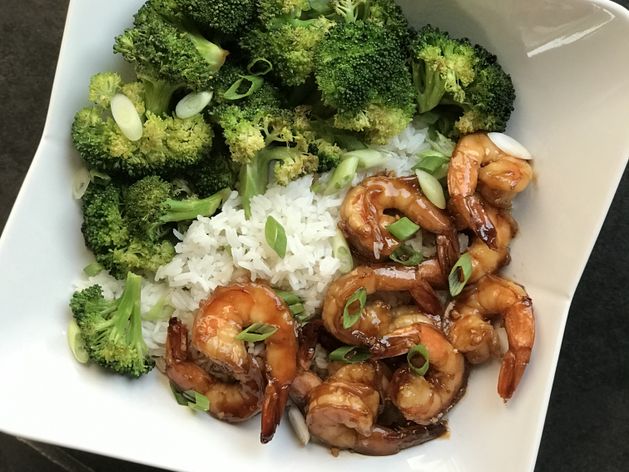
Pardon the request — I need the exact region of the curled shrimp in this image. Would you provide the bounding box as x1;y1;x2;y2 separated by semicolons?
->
466;203;518;282
448;133;533;248
388;323;466;424
165;318;264;422
340;175;459;272
446;274;535;400
322;262;447;356
191;282;298;443
306;363;446;455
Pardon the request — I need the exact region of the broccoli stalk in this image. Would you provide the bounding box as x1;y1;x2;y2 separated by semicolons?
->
70;273;153;378
125;175;231;238
140;73;183;117
159;188;231;222
239;146;318;218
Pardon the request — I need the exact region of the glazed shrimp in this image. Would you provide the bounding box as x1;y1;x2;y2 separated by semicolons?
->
388;323;466;424
448;133;532;248
165;318;264;422
466;203;518;282
306;363;446;455
322;262;446;356
340;175;459;272
192;283;298;443
446;274;535;400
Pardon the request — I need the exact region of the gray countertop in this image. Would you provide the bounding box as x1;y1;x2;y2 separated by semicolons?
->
1;1;627;471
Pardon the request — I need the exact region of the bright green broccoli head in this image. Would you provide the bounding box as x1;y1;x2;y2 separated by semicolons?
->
81;180;129;257
187;143;239;197
113;1;228;91
453;45;516;135
80;178;176;278
410;25;476;113
241;16;334;87
208;67;294;163
108;238;176;277
70;273;154;378
176;0;256;35
88;72;123;108
258;0;311;24
409;26;516;137
72;73;213;178
314;21;415;143
125;175;231;236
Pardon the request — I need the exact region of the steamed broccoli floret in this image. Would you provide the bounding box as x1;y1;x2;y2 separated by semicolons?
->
258;0;312;24
241;4;335;87
114;0;229;91
81;178;129;256
409;25;516;137
239;146;318;217
409;25;476;113
124;176;231;238
311;139;343;172
70;273;153;378
208;65;293;163
81;179;175;278
314;20;416;143
176;0;256;35
72;72;213;178
187;143;239;197
332;0;408;38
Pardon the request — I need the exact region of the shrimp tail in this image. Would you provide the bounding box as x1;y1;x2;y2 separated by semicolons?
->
260;383;291;443
436;226;460;274
453;195;498;249
409;279;443;316
353;424;448;456
498;346;532;401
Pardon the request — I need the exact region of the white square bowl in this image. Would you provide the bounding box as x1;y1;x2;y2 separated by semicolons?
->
0;1;628;471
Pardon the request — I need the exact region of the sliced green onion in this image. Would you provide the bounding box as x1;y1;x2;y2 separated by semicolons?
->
274;289;302;306
83;261;104;277
265;215;287;258
322;155;359;195
223;75;264;100
416;169;446;210
247;57;273;76
89;169;111;182
67;319;89;364
342;287;367;329
294;311;313;323
448;252;473;297
289;303;305;316
407;343;430;376
387;217;420;241
343;149;386;169
390;245;423;266
414;150;450;179
110;93;143;141
72;167;91;199
171;385;210;412
175;91;213;119
329;345;371;364
142;296;175;322
236;322;278;342
332;229;354;273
